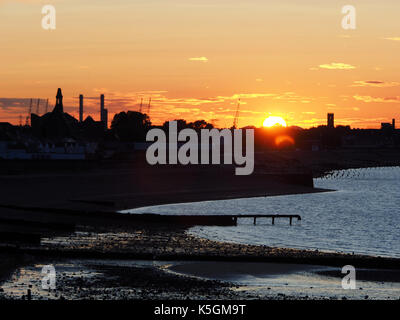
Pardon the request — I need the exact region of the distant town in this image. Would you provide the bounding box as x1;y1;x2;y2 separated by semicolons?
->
0;88;399;162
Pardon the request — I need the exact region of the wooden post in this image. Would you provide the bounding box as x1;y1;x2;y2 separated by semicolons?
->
254;217;256;225
272;217;275;225
290;217;292;225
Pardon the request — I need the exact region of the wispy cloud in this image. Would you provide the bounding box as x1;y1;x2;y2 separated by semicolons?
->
338;35;352;39
351;80;400;87
301;111;316;115
383;37;400;42
327;105;360;111
0;98;33;110
319;63;356;70
353;95;400;103
188;57;208;62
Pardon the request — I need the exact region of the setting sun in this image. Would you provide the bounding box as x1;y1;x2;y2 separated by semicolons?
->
263;116;287;128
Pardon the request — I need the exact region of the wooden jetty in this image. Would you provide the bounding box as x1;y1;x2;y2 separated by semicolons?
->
122;213;301;226
0;204;300;227
232;214;301;226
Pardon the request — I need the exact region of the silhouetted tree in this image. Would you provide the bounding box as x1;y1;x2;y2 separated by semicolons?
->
188;120;214;130
162;119;189;131
111;111;151;142
162;119;214;131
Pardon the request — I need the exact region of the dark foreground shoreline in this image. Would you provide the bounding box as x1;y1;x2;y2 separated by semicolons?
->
1;158;400;299
1;219;399;300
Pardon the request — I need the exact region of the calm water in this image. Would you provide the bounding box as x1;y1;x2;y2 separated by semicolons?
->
123;167;400;258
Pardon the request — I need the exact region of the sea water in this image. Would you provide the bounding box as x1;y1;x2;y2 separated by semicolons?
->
124;167;400;258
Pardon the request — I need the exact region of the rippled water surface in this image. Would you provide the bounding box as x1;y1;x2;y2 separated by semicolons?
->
125;167;400;258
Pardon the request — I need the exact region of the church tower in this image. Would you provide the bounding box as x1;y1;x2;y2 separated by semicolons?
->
53;88;64;113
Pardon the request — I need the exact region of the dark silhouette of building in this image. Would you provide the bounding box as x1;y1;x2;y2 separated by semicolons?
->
380;119;396;132
31;88;105;140
381;122;392;130
327;113;334;128
79;94;83;122
100;94;108;130
31;88;78;138
53;88;64;113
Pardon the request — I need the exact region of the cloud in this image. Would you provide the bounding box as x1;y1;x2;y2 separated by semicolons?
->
0;98;51;123
326;105;360;111
353;95;400;103
0;89;317;127
318;63;356;70
0;98;34;110
351;80;400;87
188;57;208;62
86;89;315;127
383;37;400;42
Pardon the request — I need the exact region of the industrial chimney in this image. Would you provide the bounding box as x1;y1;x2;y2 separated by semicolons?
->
79;94;83;122
100;94;108;129
327;113;334;129
100;94;104;115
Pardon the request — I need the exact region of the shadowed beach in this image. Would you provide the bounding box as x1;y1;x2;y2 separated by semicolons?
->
0;160;399;300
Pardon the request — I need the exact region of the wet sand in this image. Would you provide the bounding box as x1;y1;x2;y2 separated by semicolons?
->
169;261;321;280
0;259;242;300
168;260;400;286
1;258;399;300
1;219;400;300
167;260;400;300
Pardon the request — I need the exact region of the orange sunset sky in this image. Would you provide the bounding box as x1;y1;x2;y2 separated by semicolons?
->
1;0;400;128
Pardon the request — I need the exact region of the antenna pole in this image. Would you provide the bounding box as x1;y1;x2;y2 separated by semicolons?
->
139;98;143;113
25;98;33;126
36;98;40;115
233;98;240;129
147;97;151;115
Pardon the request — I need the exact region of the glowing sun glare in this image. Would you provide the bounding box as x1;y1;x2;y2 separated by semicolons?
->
263;116;287;127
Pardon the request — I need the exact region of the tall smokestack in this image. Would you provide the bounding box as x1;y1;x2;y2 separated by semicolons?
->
100;94;104;115
393;119;396;130
100;94;107;129
79;94;83;122
327;113;334;129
